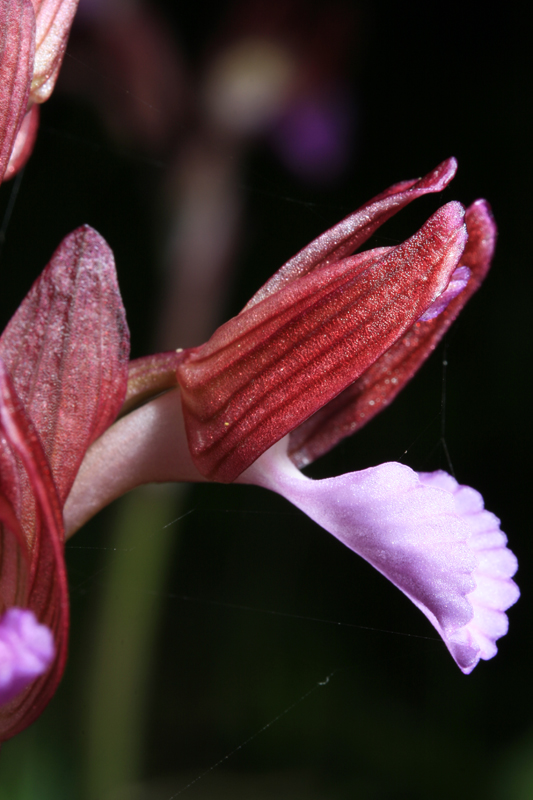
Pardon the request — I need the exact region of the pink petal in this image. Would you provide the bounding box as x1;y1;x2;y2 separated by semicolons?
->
241;444;518;674
0;361;68;740
177;202;466;482
0;0;35;183
418;471;519;672
3;103;39;181
0;225;130;505
30;0;79;103
0;608;54;707
245;157;457;308
289;200;497;466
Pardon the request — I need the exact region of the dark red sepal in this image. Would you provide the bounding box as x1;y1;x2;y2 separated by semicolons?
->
30;0;80;102
0;360;68;741
178;202;467;482
0;0;35;183
245;157;457;309
3;103;39;181
0;490;29;612
289;200;496;466
0;225;130;505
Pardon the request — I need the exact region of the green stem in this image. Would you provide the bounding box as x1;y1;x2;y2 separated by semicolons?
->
83;483;186;800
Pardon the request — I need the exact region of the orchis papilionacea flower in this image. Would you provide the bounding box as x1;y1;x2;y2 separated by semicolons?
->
0;0;80;183
0;226;128;740
64;158;519;675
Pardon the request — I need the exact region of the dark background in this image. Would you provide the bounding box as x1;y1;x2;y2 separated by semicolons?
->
0;2;531;798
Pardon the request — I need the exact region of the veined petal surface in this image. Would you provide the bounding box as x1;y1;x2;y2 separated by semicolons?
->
30;0;79;102
0;225;130;505
178;202;466;482
0;0;35;183
0;362;68;740
289;200;497;466
245;157;457;307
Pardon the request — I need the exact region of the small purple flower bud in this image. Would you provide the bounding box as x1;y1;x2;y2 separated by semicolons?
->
0;608;55;707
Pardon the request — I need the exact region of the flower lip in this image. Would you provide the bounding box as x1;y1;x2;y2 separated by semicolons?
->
240;441;519;674
417;471;519;673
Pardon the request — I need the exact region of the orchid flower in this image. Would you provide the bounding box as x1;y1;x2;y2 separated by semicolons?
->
0;0;80;183
0;226;129;739
64;158;519;675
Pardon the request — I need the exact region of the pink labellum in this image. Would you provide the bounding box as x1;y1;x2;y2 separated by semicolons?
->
177;200;467;482
289;200;496;466
3;103;39;181
30;0;80;103
0;0;35;183
240;441;519;674
0;225;130;506
417;470;519;671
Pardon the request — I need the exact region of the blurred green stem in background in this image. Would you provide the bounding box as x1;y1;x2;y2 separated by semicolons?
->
82;482;186;800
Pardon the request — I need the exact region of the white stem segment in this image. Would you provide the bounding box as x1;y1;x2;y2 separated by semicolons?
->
63;388;206;538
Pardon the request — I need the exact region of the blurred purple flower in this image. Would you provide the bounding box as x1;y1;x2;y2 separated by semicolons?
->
271;87;355;182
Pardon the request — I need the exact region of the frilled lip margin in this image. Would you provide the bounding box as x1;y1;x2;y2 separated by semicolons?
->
240;442;519;675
